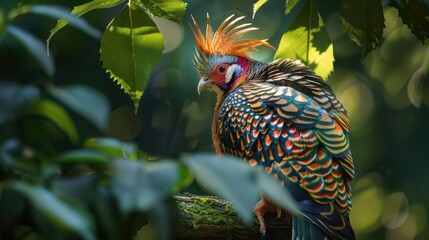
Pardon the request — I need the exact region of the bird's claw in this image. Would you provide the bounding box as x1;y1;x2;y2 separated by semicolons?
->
254;196;283;239
276;206;282;219
260;229;266;240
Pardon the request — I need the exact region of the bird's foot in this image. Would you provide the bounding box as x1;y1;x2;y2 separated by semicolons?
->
254;196;283;237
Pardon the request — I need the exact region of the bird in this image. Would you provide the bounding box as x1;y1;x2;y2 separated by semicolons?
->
191;13;356;240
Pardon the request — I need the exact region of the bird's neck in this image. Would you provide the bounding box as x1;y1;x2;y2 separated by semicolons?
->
212;93;227;155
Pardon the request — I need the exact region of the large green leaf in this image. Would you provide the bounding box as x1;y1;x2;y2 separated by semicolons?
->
111;159;180;213
100;3;164;112
47;0;125;49
339;0;385;58
184;154;298;223
27;99;79;144
252;0;269;19
7;25;54;78
48;85;110;131
8;182;95;240
275;0;334;79
389;0;429;46
135;0;187;24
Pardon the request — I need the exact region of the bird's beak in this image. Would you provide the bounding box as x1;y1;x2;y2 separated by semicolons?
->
197;78;212;95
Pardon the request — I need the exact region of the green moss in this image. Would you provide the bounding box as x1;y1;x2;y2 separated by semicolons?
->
178;196;246;231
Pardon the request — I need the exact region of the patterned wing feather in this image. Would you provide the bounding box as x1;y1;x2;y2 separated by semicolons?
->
248;59;351;133
218;82;353;212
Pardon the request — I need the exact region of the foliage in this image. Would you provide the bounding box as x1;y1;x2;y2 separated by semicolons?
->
100;2;164;113
254;0;427;77
48;0;186;112
254;0;335;78
389;0;429;46
3;4;100;78
274;0;334;79
7;25;54;77
339;0;385;59
1;0;428;239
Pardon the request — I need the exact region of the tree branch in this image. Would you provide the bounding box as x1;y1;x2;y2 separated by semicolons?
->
175;193;292;240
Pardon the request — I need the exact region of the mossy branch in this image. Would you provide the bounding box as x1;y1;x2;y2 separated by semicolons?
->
174;193;292;240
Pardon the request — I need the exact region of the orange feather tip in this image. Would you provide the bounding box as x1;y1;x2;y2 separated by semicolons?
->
190;13;275;59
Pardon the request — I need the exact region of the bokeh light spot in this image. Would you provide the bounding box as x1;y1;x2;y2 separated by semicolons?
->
351;173;383;233
336;73;374;133
382;192;409;229
106;105;142;141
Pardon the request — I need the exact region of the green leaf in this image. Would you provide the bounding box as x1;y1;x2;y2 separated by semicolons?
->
184;154;261;222
29;5;101;47
253;0;269;19
135;0;187;24
27;99;79;144
0;139;45;175
285;0;300;14
55;150;110;164
0;82;40;124
184;154;299;223
171;164;193;193
100;3;164;113
47;0;125;49
0;139;19;167
389;0;429;46
256;171;299;215
5;4;31;22
111;159;179;213
9;182;95;240
184;154;260;223
275;0;334;79
83;138;138;160
339;0;385;58
48;85;110;131
73;0;126;15
7;25;54;78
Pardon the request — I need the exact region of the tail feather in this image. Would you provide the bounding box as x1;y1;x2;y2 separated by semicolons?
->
272;163;356;240
293;216;326;240
296;199;356;240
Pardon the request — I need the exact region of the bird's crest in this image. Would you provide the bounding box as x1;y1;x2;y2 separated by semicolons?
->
190;13;274;59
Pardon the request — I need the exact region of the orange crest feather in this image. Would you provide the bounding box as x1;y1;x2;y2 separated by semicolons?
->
191;13;274;59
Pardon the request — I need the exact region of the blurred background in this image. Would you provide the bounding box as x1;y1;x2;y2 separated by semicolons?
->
1;0;428;239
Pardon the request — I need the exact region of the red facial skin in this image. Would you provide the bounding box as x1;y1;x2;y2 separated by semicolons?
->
208;57;251;92
209;63;230;84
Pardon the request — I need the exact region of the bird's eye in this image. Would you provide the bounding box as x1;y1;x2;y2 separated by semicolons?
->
218;65;227;73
